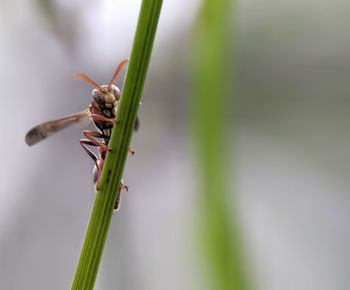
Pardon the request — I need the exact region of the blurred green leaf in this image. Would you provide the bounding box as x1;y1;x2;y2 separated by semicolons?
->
192;0;250;290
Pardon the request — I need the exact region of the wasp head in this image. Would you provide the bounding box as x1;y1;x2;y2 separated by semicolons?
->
74;58;129;116
92;84;120;106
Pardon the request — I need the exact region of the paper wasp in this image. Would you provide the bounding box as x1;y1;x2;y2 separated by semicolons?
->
25;57;137;209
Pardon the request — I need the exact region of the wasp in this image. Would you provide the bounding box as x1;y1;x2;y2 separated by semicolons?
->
25;58;137;209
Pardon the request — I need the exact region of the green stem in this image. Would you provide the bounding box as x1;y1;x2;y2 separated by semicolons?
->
71;1;163;289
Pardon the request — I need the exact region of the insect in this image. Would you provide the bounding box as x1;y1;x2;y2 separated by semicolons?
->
82;138;129;210
25;58;130;147
25;57;137;209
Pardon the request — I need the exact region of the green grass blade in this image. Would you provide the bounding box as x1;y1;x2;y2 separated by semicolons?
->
71;1;163;289
192;0;250;290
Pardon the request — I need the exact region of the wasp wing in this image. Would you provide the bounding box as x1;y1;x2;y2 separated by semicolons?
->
25;109;90;146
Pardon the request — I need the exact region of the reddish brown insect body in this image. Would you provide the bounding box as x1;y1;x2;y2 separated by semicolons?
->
83;138;128;210
25;58;135;210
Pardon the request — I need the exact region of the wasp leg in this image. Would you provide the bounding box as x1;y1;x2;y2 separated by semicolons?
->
84;129;134;155
82;130;110;152
114;187;122;211
80;139;100;170
114;180;129;211
119;180;129;192
90;114;116;124
93;164;101;191
128;147;135;156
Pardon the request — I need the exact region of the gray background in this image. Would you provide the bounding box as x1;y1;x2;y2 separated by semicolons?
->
0;0;349;289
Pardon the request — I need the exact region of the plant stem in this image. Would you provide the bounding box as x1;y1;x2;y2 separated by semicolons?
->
71;1;163;289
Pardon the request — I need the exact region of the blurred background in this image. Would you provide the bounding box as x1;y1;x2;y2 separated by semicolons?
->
1;0;350;289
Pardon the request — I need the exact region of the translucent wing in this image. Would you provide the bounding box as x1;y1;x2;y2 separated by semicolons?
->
25;109;90;146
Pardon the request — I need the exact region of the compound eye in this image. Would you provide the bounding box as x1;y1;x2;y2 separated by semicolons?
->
92;89;104;103
110;85;120;101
